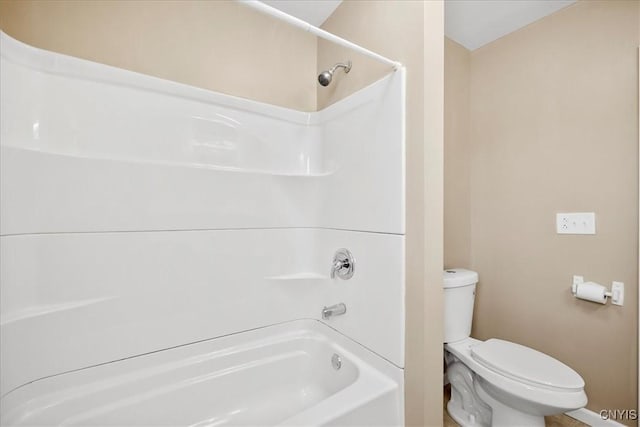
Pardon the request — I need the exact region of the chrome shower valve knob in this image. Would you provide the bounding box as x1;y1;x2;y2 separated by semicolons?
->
331;248;355;280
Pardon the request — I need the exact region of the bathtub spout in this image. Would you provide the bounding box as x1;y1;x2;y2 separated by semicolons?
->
322;303;347;319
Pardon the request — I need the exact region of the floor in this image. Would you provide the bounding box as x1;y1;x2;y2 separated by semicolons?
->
443;385;589;427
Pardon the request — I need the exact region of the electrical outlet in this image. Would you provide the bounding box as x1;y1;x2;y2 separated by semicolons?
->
556;213;596;234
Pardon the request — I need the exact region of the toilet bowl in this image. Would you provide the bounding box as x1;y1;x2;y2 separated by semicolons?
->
443;269;587;427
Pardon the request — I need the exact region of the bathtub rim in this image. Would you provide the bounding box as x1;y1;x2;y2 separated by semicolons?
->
0;318;404;425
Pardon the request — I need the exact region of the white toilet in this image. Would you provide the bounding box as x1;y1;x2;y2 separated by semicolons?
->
443;269;587;427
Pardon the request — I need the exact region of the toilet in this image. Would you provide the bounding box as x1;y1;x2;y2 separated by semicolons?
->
443;269;587;427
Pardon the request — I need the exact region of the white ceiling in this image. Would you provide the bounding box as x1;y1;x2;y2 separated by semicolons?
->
261;0;342;26
260;0;577;51
445;0;577;50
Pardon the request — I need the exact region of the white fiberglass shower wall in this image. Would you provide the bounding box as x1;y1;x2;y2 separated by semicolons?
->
0;28;405;426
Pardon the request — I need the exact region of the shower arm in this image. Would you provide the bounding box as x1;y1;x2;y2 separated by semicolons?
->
329;61;352;74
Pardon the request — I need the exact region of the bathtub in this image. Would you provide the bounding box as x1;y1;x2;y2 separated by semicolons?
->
0;319;403;426
1;31;406;426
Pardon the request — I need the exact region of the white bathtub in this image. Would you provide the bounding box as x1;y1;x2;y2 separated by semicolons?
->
0;320;403;426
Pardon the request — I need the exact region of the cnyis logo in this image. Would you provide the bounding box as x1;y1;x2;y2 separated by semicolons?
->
599;409;638;421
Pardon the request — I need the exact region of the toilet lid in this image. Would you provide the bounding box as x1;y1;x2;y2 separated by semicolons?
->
470;339;584;392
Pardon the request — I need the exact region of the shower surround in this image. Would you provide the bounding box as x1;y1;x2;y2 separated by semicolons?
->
0;32;406;425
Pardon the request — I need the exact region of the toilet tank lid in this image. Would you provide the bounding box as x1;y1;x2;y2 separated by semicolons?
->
443;269;478;288
471;339;585;392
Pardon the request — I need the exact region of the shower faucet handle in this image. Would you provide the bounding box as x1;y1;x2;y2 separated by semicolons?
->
331;248;355;280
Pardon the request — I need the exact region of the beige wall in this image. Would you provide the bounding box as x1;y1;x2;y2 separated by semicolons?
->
319;1;444;425
422;3;445;423
0;0;316;111
446;0;638;420
444;38;471;269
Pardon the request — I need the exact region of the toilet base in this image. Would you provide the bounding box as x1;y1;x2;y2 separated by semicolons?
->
448;397;489;427
446;359;547;427
446;362;492;427
475;380;545;427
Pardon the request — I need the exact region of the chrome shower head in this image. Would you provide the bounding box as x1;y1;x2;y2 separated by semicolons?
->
318;61;352;87
318;70;333;87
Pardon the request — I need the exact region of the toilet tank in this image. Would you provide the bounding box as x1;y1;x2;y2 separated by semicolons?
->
443;269;479;343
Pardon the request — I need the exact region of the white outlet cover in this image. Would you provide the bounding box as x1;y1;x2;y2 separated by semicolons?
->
556;212;596;235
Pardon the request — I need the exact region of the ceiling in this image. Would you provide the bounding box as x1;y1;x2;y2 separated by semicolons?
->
261;0;342;26
260;0;577;51
445;0;576;50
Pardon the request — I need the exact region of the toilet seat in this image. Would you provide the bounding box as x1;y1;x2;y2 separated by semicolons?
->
470;339;584;392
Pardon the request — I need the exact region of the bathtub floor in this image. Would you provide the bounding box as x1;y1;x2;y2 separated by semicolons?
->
443;385;589;427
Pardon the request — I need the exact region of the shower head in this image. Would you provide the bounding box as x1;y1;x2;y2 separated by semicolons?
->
318;61;352;87
318;70;333;87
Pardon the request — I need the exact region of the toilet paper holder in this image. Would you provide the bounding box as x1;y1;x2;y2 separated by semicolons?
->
571;275;624;306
